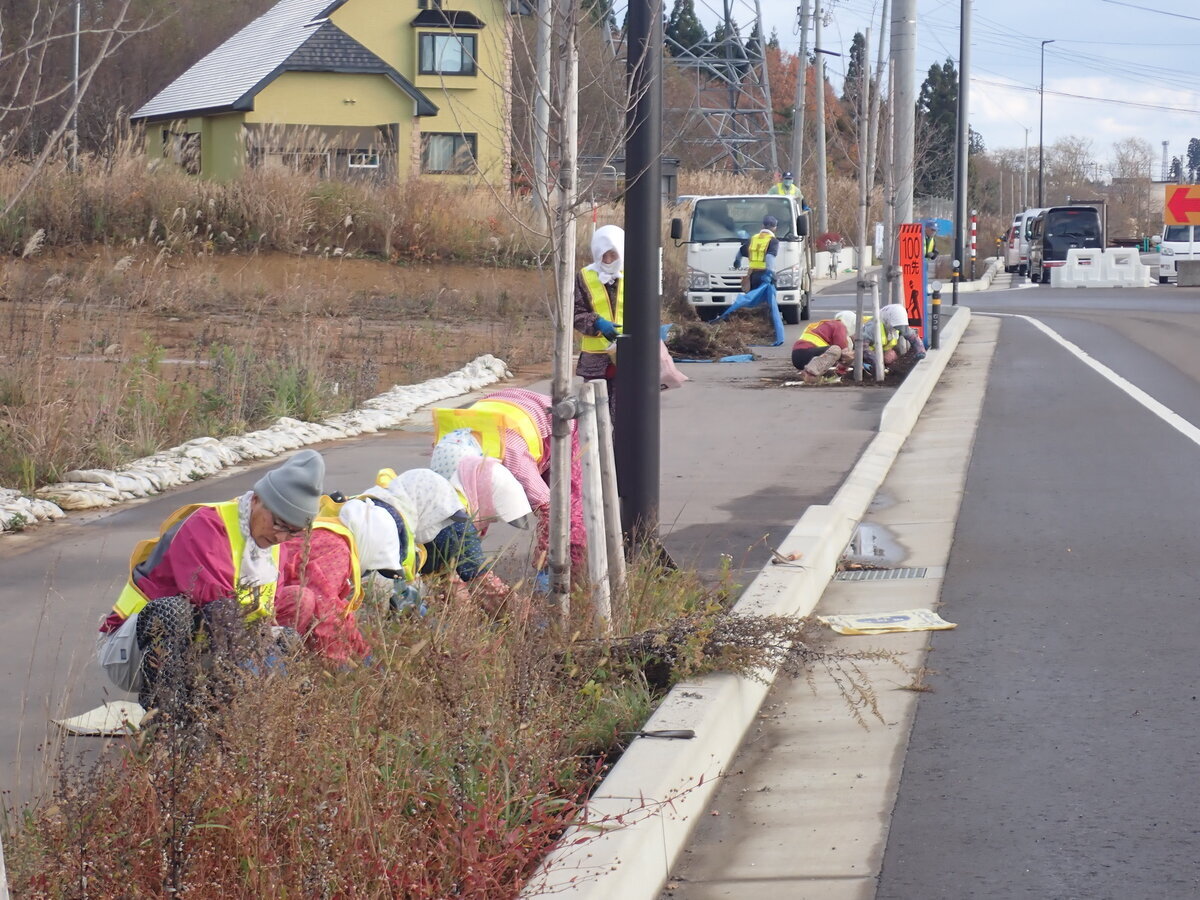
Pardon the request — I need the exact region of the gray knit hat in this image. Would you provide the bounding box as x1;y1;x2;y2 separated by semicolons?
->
254;449;325;528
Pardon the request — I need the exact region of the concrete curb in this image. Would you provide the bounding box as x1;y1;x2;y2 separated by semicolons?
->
524;308;975;898
948;255;1001;293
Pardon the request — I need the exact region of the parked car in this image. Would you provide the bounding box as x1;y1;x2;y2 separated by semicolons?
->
1028;206;1104;284
1011;207;1044;276
1153;223;1200;284
1003;219;1021;272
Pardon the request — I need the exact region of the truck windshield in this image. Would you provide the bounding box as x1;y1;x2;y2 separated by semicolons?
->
692;198;795;242
1163;225;1199;242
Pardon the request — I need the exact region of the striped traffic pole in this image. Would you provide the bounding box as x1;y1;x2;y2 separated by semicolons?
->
970;209;977;280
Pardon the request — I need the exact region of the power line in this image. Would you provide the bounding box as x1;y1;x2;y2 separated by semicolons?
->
1099;0;1200;22
972;76;1200;116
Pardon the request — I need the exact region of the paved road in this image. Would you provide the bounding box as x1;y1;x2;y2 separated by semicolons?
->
0;287;884;801
878;277;1200;897
666;274;1200;898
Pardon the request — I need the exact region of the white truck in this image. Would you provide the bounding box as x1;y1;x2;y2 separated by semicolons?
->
1154;223;1200;284
669;194;813;323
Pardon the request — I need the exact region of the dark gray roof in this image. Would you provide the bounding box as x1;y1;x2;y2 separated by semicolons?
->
132;0;435;121
411;9;485;28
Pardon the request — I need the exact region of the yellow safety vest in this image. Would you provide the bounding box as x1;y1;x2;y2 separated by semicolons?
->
470;399;545;463
748;231;774;270
309;518;364;613
925;236;936;256
862;316;898;351
578;267;624;353
799;321;831;348
112;500;279;625
363;473;424;583
770;182;799;197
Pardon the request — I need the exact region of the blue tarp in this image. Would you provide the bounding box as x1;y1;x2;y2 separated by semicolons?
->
712;281;785;347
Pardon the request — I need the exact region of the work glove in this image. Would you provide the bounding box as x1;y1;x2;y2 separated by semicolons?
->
594;317;619;340
390;579;427;616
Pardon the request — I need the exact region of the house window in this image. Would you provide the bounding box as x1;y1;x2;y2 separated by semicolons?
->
348;150;380;169
421;133;477;174
419;32;477;76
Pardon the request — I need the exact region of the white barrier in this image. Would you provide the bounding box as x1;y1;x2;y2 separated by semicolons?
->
1050;248;1150;288
1102;247;1153;287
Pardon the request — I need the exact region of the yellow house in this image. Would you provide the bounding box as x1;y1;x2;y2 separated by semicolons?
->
131;0;513;184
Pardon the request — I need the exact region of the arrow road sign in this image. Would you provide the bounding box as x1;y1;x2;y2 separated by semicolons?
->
1165;185;1200;225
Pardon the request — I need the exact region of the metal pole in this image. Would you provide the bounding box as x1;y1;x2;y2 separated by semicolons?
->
790;0;811;182
853;29;870;384
577;382;612;634
616;0;662;546
1038;39;1054;208
884;65;899;305
1023;126;1029;209
951;0;970;308
930;285;941;349
814;0;828;235
548;0;579;611
71;0;81;172
890;0;917;226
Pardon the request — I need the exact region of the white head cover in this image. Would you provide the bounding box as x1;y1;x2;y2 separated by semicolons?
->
430;427;484;481
834;310;856;333
337;497;402;572
393;468;466;544
587;224;625;285
879;304;909;328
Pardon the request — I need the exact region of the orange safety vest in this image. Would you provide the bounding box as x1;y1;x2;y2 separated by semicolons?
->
748;231;774;271
578;267;624;353
111;500;279;625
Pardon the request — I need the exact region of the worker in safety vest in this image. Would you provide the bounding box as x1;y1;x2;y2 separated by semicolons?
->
733;215;780;291
574;224;625;417
877;303;927;365
791;310;855;384
768;170;799;198
97;450;325;711
432;388;587;583
275;496;403;664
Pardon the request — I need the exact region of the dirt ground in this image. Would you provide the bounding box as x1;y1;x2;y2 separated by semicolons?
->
0;249;560;390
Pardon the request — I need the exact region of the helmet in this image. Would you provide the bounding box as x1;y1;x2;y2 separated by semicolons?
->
783;171;793;180
834;311;856;333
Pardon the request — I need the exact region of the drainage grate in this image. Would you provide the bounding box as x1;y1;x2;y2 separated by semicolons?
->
835;566;944;582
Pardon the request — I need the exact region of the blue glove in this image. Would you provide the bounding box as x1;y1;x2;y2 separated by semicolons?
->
594;317;619;340
390;580;427;616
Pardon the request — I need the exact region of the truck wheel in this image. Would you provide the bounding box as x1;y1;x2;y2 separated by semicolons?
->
782;304;801;325
1041;266;1050;284
1159;275;1169;285
1030;269;1040;283
696;307;720;322
799;300;811;321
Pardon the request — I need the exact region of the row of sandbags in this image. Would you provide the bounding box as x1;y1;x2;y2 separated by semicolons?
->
0;355;511;533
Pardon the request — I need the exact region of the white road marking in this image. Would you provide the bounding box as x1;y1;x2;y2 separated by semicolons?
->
983;312;1200;448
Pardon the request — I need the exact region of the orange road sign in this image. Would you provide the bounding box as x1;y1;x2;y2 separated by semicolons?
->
898;223;926;338
1164;184;1200;226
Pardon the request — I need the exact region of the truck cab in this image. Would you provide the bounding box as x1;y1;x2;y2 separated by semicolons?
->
670;195;812;323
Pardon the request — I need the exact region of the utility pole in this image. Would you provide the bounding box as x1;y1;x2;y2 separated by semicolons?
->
853;28;871;384
951;0;970;306
813;0;828;234
1023;127;1029;209
616;0;663;546
890;0;917;226
865;1;890;299
790;0;811;182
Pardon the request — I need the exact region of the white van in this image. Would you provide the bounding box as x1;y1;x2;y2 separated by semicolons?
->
1154;224;1200;284
1011;208;1044;276
1003;218;1021;272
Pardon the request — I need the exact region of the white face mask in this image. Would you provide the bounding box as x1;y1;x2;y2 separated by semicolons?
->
598;258;621;277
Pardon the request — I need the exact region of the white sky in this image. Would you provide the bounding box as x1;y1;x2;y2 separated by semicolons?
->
736;0;1200;177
